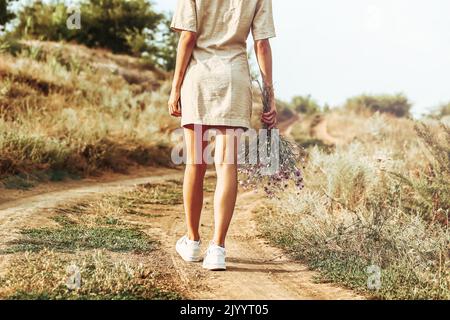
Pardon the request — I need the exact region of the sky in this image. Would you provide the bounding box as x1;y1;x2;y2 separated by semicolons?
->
154;0;450;116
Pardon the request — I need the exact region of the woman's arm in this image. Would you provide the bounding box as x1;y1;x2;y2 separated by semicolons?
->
254;39;277;129
168;31;197;117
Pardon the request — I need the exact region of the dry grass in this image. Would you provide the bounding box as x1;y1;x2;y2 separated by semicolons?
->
0;249;181;300
0;41;178;185
258;112;450;299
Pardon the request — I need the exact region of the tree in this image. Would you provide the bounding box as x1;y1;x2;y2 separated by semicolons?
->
77;0;164;54
0;0;16;26
13;0;164;55
428;102;450;120
152;16;178;71
291;95;321;115
345;94;412;118
14;1;71;40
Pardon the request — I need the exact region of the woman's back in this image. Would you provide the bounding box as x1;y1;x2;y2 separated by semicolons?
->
172;0;275;61
170;0;275;129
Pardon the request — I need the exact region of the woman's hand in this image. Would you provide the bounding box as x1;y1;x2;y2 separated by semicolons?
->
168;88;182;117
261;96;277;129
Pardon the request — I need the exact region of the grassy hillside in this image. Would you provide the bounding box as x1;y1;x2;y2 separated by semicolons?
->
0;40;267;189
0;40;180;187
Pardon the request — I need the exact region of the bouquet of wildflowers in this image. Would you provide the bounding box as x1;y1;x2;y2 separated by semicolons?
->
238;83;306;197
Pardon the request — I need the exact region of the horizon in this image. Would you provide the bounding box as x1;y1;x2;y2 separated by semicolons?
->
154;0;450;117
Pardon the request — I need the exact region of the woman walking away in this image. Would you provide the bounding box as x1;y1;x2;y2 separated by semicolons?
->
168;0;277;271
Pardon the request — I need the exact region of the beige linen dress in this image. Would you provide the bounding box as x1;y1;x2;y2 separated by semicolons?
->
171;0;276;129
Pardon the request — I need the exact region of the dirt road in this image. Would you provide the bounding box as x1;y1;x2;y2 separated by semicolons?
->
278;114;300;138
310;115;343;146
0;168;362;300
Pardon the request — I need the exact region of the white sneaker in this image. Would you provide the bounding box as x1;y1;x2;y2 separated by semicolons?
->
176;236;202;262
202;243;226;271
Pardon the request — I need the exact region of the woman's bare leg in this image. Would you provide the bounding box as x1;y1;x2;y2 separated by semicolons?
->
183;125;208;241
212;128;241;247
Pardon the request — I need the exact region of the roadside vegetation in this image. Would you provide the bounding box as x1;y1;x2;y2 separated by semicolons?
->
3;0;177;69
259;110;449;299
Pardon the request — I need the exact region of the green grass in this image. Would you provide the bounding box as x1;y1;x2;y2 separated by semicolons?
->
3;193;157;254
258;193;450;300
1;170;82;189
1;174;36;190
1;180;188;257
4;225;154;254
51;182;183;222
304;250;447;300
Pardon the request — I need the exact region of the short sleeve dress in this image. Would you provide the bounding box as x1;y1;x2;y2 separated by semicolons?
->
171;0;276;129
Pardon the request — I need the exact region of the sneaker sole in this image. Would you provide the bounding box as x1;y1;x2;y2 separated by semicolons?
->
176;245;202;262
202;263;226;271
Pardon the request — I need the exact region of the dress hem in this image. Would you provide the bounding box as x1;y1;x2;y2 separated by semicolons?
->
181;118;251;130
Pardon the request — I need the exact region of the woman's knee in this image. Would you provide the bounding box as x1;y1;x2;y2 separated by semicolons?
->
214;162;237;178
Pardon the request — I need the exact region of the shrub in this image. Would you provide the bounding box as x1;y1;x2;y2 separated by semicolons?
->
275;98;295;122
345;94;412;118
393;123;450;222
151;17;179;71
0;0;15;26
257;115;449;299
291;95;321;115
259;139;449;299
0;33;23;54
428;102;450;120
12;0;169;59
